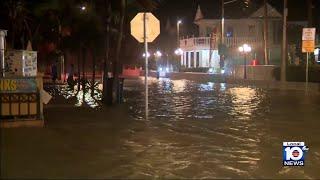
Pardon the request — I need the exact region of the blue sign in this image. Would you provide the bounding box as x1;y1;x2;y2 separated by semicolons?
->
283;142;309;166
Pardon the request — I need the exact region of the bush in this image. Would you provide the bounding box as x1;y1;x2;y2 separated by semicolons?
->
179;67;210;73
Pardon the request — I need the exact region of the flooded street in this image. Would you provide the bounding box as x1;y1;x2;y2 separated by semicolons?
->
2;77;320;179
122;77;320;178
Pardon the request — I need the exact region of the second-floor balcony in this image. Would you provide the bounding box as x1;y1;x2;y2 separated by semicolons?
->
180;36;264;51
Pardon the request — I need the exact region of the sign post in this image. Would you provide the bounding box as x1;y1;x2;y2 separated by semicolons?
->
143;13;149;118
302;28;316;83
130;12;160;119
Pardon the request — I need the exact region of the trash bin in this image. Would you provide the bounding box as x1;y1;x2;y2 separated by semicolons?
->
105;77;113;105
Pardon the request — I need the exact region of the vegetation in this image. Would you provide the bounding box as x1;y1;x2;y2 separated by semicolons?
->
0;0;161;105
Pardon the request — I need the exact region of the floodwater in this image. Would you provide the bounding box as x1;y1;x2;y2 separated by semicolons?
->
3;77;320;179
122;78;320;179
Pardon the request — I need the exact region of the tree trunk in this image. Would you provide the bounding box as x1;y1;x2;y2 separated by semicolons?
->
307;0;313;27
82;47;86;90
77;50;81;92
91;48;96;96
113;0;125;104
263;0;269;65
102;0;112;104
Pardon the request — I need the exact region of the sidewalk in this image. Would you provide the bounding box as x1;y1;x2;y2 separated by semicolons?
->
1;96;139;179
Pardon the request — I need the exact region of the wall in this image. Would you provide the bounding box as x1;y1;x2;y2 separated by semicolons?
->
231;65;277;81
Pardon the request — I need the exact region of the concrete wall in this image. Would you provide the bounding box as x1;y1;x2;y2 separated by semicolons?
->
231;65;277;81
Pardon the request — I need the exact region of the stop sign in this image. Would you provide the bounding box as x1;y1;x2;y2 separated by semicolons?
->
130;12;160;43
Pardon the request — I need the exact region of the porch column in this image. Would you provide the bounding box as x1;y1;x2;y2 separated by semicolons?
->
180;53;184;66
183;52;186;66
188;52;191;68
194;51;197;68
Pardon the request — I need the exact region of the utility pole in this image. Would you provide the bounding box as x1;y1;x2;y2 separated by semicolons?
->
263;0;269;65
307;0;313;27
221;0;225;44
281;0;287;82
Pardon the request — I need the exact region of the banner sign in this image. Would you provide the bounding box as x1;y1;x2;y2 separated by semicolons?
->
0;78;37;93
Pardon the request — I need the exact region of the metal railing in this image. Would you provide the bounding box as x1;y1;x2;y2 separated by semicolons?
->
0;92;40;119
180;36;263;49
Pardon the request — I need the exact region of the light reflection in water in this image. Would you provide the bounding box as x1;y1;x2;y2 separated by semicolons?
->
228;87;264;118
46;83;102;108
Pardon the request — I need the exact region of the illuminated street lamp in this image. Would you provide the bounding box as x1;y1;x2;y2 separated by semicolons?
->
238;44;252;79
154;50;162;58
177;20;182;47
80;5;86;11
174;48;183;55
143;52;150;58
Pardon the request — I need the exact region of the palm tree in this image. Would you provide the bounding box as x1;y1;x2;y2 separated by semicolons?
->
3;0;33;49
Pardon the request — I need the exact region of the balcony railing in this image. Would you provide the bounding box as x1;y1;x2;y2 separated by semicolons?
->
180;36;263;50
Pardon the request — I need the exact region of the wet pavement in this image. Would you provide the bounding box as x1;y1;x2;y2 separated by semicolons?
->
1;77;320;179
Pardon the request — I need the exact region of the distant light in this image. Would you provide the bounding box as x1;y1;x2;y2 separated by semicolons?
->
208;68;214;74
175;48;183;55
154;50;162;57
314;48;319;56
143;52;150;58
178;20;182;24
81;6;86;11
166;67;169;72
239;44;251;53
159;67;163;71
221;69;225;74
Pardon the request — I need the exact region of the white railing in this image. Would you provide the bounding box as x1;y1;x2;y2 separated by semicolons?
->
180;36;263;50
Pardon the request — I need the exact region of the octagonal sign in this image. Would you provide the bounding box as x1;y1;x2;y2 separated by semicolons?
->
130;12;160;43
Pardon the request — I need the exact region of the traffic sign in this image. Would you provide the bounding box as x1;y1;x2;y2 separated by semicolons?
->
130;12;160;43
302;28;316;41
302;28;316;83
302;40;315;53
302;28;316;53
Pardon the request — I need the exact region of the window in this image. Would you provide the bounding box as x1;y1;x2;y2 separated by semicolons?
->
226;26;234;37
190;52;194;67
196;52;200;67
186;52;189;67
248;25;256;34
206;27;213;36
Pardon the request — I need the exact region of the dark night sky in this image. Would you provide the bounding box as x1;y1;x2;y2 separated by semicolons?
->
146;0;320;53
155;0;320;37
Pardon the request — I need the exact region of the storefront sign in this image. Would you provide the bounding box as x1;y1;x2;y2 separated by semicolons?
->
0;78;37;93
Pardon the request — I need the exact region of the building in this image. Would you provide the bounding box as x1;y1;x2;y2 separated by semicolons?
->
179;3;283;73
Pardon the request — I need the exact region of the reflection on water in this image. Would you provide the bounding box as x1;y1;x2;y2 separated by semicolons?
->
229;87;263;118
45;83;102;108
46;78;319;178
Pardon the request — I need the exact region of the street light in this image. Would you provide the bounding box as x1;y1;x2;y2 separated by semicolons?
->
154;50;162;58
238;44;252;79
80;5;86;11
174;48;183;55
177;20;182;47
143;52;150;58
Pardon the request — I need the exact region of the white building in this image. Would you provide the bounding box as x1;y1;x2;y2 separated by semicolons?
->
179;3;282;72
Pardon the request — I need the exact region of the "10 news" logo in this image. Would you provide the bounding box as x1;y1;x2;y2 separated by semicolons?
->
283;142;309;166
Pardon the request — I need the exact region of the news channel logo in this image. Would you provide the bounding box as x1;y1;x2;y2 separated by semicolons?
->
283;142;309;166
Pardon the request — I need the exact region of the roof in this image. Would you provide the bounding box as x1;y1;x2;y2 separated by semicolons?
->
250;4;282;18
194;1;282;21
